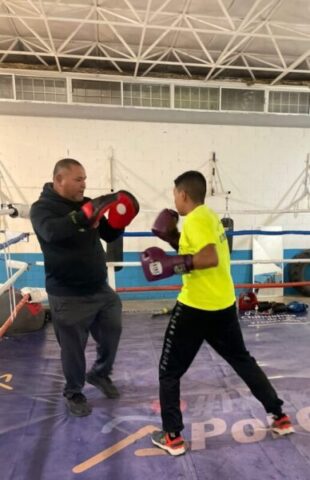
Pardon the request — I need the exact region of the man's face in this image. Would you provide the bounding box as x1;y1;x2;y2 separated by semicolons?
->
54;165;86;202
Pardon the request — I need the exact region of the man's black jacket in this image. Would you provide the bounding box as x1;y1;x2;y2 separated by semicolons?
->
30;183;123;296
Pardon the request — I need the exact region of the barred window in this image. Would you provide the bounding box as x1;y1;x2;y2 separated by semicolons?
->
269;91;310;114
15;77;66;102
175;86;219;110
0;75;13;99
123;83;170;108
72;79;121;105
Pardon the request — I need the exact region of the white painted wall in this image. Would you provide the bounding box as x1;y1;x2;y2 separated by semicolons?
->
0;114;310;255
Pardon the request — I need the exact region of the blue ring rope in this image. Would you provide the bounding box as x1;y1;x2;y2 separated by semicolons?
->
124;230;310;237
226;229;310;237
0;232;29;250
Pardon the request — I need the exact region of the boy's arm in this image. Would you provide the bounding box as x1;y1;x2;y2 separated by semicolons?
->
192;244;218;269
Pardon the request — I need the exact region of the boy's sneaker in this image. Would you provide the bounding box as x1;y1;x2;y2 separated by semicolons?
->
86;372;120;399
151;430;186;456
271;414;295;436
65;393;92;417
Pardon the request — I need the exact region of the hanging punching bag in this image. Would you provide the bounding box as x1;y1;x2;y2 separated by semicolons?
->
221;217;234;253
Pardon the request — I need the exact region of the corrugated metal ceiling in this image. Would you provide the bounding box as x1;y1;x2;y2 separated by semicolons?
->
0;0;309;85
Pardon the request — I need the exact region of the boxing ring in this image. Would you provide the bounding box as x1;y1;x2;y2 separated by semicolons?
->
1;226;310;480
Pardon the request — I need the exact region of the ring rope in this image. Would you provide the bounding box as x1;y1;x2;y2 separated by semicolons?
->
0;232;31;337
0;294;30;338
123;230;310;237
116;281;310;293
0;233;29;250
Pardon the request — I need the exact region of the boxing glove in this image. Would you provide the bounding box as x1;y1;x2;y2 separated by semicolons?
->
152;209;180;250
140;246;193;281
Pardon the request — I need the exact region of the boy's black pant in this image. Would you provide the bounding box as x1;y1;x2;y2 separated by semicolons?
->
159;301;283;433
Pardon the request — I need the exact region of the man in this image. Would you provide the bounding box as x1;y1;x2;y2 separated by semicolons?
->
30;158;139;416
141;170;293;456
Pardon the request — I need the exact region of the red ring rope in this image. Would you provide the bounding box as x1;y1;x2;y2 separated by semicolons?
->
0;294;30;338
116;281;310;293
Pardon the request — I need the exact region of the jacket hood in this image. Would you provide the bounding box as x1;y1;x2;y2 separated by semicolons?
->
40;182;86;207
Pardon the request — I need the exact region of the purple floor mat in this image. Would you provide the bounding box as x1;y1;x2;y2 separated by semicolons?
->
1;311;310;480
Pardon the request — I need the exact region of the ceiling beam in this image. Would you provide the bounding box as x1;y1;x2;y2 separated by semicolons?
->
266;23;286;69
211;0;285;70
2;48;309;75
38;0;61;71
184;15;213;64
2;0;51;52
0;12;310;43
97;8;136;58
241;54;256;82
205;0;267;80
57;6;95;54
172;48;192;77
134;0;152;76
0;38;17;63
216;0;235;31
271;48;310;84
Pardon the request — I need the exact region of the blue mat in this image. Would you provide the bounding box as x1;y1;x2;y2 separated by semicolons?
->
1;311;310;480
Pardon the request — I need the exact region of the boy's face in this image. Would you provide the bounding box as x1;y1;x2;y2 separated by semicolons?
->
173;186;187;215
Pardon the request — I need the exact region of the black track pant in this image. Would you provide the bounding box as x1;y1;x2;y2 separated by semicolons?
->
159;301;283;432
48;284;122;398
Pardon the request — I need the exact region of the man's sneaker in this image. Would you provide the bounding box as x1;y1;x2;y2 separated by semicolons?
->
151;430;186;456
65;393;92;417
271;414;295;436
86;372;120;399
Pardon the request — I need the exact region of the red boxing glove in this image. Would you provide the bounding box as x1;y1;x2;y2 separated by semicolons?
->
80;193;118;226
140;246;193;281
107;190;139;229
152;209;180;250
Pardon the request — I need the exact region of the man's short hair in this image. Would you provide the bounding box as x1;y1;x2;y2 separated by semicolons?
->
174;170;206;203
53;158;82;178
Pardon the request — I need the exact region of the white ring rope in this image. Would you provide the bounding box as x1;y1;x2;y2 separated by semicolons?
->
0;231;30;337
0;205;309;220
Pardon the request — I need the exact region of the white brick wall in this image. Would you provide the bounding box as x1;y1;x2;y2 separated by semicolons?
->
1;114;310;253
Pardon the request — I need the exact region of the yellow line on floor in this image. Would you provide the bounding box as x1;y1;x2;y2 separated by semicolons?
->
0;373;13;390
134;448;166;456
72;425;159;474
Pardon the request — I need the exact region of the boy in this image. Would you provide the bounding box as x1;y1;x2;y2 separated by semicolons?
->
141;170;293;456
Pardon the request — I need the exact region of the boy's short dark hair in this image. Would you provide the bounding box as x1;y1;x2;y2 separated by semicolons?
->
53;158;82;177
174;170;206;203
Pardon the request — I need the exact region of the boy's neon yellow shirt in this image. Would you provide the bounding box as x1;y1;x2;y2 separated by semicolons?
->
177;204;235;310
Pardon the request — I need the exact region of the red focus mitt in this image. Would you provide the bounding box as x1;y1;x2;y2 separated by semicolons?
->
70;191;139;229
107;190;139;229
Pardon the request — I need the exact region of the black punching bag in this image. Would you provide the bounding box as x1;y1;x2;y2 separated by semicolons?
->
106;236;123;272
221;217;234;253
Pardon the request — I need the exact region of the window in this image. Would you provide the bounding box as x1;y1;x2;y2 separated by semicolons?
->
123;83;170;108
221;88;265;112
175;86;219;110
0;75;13;99
15;77;66;102
269;91;309;114
72;79;121;105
